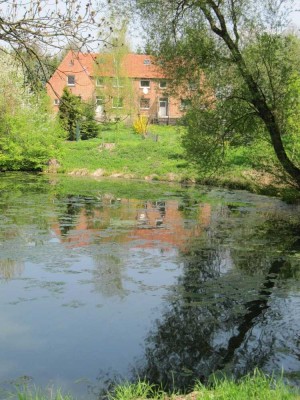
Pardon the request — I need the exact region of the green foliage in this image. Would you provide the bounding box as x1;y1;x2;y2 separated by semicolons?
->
0;53;65;171
195;370;298;400
60;124;194;180
94;21;136;122
58;88;99;141
109;380;162;400
80;102;100;140
58;87;82;141
10;372;300;400
136;0;300;186
14;387;72;400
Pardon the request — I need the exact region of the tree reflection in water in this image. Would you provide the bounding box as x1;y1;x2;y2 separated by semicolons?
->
0;259;24;280
136;206;300;392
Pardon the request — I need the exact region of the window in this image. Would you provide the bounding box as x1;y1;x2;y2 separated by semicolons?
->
180;99;192;110
112;97;123;108
67;75;75;86
95;77;104;87
69;60;74;67
54;99;60;106
144;59;151;65
96;96;104;105
140;79;150;88
113;78;124;87
140;98;150;109
159;80;167;89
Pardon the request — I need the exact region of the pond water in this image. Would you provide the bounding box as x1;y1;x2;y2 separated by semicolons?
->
0;173;299;398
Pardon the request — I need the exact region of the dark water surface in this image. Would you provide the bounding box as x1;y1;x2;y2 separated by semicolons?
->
0;173;299;398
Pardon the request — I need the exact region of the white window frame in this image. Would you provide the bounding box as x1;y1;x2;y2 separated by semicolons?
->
140;98;150;110
96;96;104;106
140;79;150;88
112;97;123;109
67;75;75;86
54;99;60;106
113;77;124;88
144;59;151;65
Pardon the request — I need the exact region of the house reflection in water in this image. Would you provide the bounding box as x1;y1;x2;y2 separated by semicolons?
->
53;196;211;252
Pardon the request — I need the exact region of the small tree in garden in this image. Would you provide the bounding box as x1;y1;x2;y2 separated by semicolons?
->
58;88;81;141
81;102;100;140
58;88;99;141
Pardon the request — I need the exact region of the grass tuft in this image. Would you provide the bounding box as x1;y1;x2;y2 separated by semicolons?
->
194;370;299;400
10;372;300;400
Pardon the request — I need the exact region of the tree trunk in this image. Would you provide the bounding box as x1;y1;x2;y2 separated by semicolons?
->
201;2;300;187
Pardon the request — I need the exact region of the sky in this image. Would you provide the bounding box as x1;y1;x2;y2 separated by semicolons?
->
290;0;300;28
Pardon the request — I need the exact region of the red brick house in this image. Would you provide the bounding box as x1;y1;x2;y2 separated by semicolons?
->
46;50;189;124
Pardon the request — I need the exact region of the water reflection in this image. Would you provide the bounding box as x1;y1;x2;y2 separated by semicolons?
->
54;196;210;252
136;206;300;392
0;175;299;397
0;259;24;280
93;253;126;298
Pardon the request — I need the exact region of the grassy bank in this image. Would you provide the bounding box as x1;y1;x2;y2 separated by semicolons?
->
57;123;299;201
12;372;300;400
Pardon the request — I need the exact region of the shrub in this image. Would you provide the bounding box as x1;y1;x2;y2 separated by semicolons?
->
133;115;149;135
0;54;65;171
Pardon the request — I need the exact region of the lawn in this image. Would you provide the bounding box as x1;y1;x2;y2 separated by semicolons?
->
59;124;197;182
57;122;300;201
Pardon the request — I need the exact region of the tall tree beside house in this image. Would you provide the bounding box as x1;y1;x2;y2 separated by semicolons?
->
58;88;82;141
135;0;300;188
94;21;136;123
58;87;99;141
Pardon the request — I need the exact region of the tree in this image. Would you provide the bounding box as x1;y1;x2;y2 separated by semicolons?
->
135;0;300;187
94;20;136;123
58;87;82;141
0;0;107;83
81;102;101;140
0;53;65;171
58;87;99;140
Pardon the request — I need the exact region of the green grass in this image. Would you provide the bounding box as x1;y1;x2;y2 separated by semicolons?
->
11;372;300;400
57;123;300;200
59;124;196;182
193;370;300;400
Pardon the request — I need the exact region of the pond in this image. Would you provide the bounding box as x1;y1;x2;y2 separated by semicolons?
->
0;173;299;398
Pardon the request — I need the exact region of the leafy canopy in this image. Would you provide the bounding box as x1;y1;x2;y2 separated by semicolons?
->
135;0;300;187
0;53;65;171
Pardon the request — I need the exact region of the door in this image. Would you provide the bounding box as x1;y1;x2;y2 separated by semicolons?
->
159;98;168;117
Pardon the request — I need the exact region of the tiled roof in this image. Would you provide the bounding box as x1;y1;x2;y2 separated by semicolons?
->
57;51;166;79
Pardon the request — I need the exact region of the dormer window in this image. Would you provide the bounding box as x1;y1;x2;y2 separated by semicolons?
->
144;59;151;65
67;75;75;86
